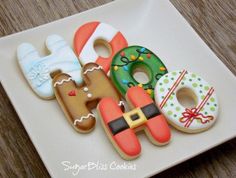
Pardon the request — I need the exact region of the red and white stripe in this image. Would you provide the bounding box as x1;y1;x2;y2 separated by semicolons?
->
160;70;187;109
74;21;127;73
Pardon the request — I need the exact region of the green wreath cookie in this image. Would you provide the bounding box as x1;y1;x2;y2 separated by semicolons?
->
110;46;168;98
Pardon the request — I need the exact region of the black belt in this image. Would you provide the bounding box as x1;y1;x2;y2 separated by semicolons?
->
108;103;160;135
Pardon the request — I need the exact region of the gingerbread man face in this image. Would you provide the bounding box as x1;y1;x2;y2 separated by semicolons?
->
53;63;122;133
97;86;171;160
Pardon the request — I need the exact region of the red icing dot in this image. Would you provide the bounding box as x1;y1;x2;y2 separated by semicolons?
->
68;90;76;96
120;51;125;57
147;53;151;58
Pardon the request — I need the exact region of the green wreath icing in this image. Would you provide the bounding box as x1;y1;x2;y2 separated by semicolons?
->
110;46;168;99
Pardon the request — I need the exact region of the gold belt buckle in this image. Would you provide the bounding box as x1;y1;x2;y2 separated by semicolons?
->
123;108;147;129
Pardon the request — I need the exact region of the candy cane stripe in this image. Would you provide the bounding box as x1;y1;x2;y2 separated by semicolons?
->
160;70;187;108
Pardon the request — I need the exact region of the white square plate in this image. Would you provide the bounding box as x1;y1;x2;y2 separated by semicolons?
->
0;0;236;177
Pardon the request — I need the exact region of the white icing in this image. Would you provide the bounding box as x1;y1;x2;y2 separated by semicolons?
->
83;87;89;92
17;34;82;99
74;113;95;125
118;101;124;106
79;22;118;64
83;66;103;74
53;77;72;87
154;70;218;132
87;93;92;98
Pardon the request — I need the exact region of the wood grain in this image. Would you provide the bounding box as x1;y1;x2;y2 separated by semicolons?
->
0;0;235;177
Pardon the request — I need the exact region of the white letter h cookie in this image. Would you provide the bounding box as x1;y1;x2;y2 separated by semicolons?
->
17;34;82;99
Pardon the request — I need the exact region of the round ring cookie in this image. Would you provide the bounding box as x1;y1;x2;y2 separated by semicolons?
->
155;70;218;133
110;46;168;99
74;21;128;73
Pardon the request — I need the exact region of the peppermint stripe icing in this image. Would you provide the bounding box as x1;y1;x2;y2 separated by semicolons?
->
160;70;187;108
83;66;103;74
53;77;73;87
196;87;214;113
74;113;95;125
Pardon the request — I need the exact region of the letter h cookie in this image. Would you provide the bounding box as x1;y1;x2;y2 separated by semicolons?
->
98;86;171;160
53;63;122;133
17;34;82;99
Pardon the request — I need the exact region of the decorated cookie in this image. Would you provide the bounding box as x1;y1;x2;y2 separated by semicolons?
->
74;21;128;73
17;34;82;99
53;63;123;133
98;86;171;160
155;70;218;133
110;46;167;99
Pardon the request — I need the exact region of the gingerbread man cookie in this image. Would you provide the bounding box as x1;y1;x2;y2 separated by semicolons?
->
17;34;82;99
98;86;171;160
53;63;123;133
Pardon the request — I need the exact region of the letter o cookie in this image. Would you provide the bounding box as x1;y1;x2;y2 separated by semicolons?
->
110;46;168;99
155;70;218;133
74;21;128;73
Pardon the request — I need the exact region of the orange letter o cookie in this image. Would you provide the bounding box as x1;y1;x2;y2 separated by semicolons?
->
74;21;128;73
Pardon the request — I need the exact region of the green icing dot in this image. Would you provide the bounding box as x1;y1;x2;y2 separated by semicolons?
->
160;88;164;92
191;74;196;78
210;98;215;102
176;107;180;111
210;107;215;111
170;103;174;106
170;96;174;100
174;114;177;117
172;72;177;76
192;83;198;88
164;79;169;84
205;111;208;115
197;119;202;123
204;86;209;91
164;104;168;108
201;95;205;100
167;111;173;115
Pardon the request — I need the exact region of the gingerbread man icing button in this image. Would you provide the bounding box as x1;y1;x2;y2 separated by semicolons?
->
53;63;122;133
74;21;128;73
17;34;82;99
98;86;171;160
155;70;219;133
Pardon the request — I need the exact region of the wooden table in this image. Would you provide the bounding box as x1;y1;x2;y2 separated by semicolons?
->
0;0;235;177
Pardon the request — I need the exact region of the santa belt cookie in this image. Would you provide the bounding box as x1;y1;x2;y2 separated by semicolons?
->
108;103;160;135
53;63;122;133
98;86;171;160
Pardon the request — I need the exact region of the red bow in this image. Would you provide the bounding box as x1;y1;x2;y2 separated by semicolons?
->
179;108;213;128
